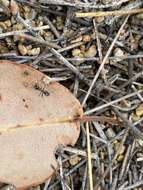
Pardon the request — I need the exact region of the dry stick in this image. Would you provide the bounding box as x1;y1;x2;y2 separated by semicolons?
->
121;180;143;190
38;0;130;9
104;0;143;25
44;17;60;39
0;0;11;15
0;25;50;39
82;16;129;107
58;156;66;190
86;122;93;190
18;33;60;49
38;54;143;62
50;48;87;81
94;128;129;189
93;18;108;84
63;146;97;160
16;12;36;36
119;70;143;90
119;145;131;180
32;41;84;66
89;71;143;115
132;85;143;102
76;8;143;18
85;90;143;115
48;159;86;189
113;107;143;140
93;19;103;61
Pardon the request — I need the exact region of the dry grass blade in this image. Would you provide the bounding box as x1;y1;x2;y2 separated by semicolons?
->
76;8;143;18
86;122;93;190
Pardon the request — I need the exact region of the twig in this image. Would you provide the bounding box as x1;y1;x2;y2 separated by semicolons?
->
0;25;50;39
119;145;132;180
94;128;129;189
119;180;143;190
44;17;60;39
63;146;97;160
50;48;87;81
32;41;84;66
86;122;93;190
18;33;60;49
34;54;143;62
58;156;66;190
15;12;36;36
37;0;130;9
85;90;143;115
82;164;88;190
76;8;143;18
82;16;129;107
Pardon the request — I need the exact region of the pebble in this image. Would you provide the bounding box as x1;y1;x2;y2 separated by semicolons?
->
84;45;97;58
27;47;40;56
72;49;81;57
69;156;81;165
82;35;91;42
18;43;27;55
135;104;143;117
113;47;124;61
106;128;116;139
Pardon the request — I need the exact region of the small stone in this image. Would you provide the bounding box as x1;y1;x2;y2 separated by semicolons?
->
117;154;124;162
13;23;24;30
1;0;9;7
84;45;97;58
18;43;27;55
27;47;40;56
72;49;81;57
43;31;54;41
106;128;116;139
82;35;91;42
4;20;11;28
69;156;81;165
0;22;7;30
115;144;126;155
113;48;124;61
136;104;143;117
10;0;19;15
0;44;9;53
56;16;64;30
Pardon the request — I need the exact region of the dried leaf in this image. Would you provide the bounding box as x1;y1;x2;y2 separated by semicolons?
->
0;60;83;189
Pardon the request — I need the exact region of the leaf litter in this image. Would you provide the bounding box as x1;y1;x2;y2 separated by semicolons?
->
0;0;143;190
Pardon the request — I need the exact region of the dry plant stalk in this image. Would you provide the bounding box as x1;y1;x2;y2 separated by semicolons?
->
86;122;93;190
76;8;143;18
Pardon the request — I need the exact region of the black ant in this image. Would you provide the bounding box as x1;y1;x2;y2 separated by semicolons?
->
34;82;50;97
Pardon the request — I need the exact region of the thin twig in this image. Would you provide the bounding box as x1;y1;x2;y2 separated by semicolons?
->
85;90;143;115
86;122;93;190
76;8;143;18
82;16;129;107
94;128;129;189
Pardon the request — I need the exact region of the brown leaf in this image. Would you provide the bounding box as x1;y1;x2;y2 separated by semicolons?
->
0;60;83;189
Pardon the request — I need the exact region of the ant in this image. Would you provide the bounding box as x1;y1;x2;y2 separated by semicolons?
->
34;82;50;97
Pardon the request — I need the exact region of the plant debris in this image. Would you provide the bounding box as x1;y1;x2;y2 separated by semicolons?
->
0;0;143;190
